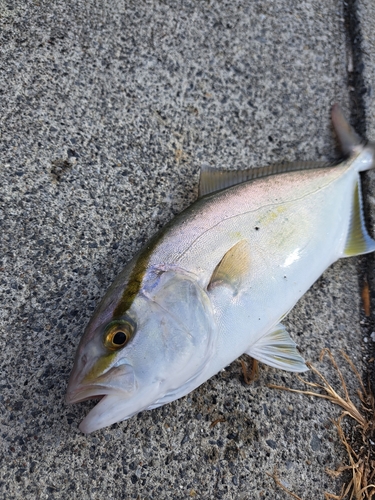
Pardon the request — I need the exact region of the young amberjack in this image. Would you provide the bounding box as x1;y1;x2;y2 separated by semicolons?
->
66;105;375;433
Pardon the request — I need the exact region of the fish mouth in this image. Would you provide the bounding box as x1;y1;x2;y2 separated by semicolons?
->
66;388;107;405
65;363;139;433
66;363;136;405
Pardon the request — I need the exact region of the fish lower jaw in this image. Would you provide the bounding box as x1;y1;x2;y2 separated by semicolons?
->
78;393;144;434
78;394;118;434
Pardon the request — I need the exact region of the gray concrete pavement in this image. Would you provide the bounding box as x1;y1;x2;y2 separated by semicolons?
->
1;1;374;498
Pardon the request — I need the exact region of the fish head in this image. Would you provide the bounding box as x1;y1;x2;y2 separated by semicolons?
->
66;267;215;433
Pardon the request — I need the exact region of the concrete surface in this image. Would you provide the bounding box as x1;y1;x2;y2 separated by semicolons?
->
358;0;375;393
0;0;374;498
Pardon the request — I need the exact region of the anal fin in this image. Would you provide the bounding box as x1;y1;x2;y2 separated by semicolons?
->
246;323;308;373
344;180;375;257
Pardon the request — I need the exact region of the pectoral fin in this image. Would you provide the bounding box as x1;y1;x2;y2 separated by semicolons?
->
208;240;250;293
246;323;308;372
343;180;375;257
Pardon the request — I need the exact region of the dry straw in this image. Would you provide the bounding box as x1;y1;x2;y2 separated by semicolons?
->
268;349;375;500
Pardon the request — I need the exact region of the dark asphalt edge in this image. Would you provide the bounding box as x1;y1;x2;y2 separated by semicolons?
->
343;0;375;394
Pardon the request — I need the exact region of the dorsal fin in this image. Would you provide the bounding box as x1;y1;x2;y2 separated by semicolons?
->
199;160;336;197
199;105;365;197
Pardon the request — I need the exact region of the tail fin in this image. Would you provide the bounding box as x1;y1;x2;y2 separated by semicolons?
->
331;104;364;156
332;104;375;172
343;181;375;257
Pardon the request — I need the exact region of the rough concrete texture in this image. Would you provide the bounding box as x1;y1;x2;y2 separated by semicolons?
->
0;1;374;499
358;0;375;383
358;0;375;136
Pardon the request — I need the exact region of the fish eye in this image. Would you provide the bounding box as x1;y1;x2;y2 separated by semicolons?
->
103;321;134;351
113;331;127;345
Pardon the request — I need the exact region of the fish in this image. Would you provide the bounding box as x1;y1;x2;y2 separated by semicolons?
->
66;105;375;433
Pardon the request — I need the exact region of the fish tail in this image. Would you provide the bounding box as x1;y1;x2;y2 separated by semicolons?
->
332;104;375;171
331;104;363;155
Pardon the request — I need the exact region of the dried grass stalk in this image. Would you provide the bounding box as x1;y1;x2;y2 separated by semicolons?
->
268;350;375;499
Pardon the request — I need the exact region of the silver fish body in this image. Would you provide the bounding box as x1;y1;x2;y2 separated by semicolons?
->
66;105;375;433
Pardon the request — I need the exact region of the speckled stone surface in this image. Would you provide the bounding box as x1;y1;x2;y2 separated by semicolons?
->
357;0;375;386
358;0;375;134
0;1;373;498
